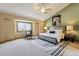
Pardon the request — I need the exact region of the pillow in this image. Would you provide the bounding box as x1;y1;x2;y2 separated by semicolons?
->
49;31;55;34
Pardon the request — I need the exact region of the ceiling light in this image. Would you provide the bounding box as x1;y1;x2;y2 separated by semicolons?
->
34;3;52;14
40;8;46;13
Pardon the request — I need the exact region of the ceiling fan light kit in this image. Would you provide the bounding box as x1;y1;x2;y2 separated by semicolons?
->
34;3;52;14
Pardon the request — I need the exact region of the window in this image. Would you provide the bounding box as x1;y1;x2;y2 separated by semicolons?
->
17;21;32;32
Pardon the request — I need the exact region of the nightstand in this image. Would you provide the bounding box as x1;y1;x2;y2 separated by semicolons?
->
64;34;75;42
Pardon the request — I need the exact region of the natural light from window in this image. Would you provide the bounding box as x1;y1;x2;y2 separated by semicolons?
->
17;21;32;32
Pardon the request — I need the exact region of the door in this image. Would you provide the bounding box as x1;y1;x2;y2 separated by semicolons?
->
4;19;15;40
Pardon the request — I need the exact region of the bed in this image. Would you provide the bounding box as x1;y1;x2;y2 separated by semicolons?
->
39;26;64;44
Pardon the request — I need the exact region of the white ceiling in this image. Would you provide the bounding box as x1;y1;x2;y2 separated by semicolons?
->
0;3;70;20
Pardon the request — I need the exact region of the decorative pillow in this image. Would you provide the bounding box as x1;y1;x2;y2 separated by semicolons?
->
49;31;55;34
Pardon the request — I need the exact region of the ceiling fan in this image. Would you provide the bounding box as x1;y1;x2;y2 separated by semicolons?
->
34;3;52;14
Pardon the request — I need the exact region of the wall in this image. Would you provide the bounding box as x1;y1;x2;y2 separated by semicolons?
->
39;20;45;33
45;18;52;27
33;20;44;35
45;3;79;40
0;12;44;42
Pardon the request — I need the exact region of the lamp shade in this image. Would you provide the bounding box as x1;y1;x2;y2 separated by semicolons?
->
44;27;47;30
66;26;73;31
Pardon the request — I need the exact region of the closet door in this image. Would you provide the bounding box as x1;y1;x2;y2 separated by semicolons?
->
4;19;15;40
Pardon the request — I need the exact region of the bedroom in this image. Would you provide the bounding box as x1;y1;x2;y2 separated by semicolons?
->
0;3;79;56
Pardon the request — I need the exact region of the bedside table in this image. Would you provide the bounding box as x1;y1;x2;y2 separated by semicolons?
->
64;34;75;42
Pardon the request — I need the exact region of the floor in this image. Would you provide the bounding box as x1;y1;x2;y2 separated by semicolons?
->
62;41;79;56
0;38;50;56
0;38;79;56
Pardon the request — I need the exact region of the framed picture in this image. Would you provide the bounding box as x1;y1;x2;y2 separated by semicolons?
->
52;15;61;26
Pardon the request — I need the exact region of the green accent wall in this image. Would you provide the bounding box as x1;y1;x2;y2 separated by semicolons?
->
45;3;79;40
45;18;52;27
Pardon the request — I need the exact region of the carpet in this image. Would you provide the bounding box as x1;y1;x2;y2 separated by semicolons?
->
0;38;69;56
31;39;69;56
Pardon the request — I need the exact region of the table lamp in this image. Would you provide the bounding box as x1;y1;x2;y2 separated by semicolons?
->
44;27;48;32
66;26;73;34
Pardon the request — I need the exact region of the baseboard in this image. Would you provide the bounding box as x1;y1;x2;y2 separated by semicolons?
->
0;35;38;44
0;37;24;44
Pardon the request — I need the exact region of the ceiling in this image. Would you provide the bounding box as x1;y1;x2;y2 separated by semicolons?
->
0;3;70;20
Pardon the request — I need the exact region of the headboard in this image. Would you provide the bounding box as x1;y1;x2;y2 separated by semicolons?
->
49;26;66;35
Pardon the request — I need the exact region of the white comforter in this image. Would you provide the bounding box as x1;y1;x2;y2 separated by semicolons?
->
39;32;62;42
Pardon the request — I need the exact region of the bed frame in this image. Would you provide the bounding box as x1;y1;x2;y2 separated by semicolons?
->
38;35;58;45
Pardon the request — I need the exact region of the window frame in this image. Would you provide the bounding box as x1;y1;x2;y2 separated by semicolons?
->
16;21;32;32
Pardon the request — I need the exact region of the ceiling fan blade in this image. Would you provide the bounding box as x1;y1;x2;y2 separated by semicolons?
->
46;9;52;11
